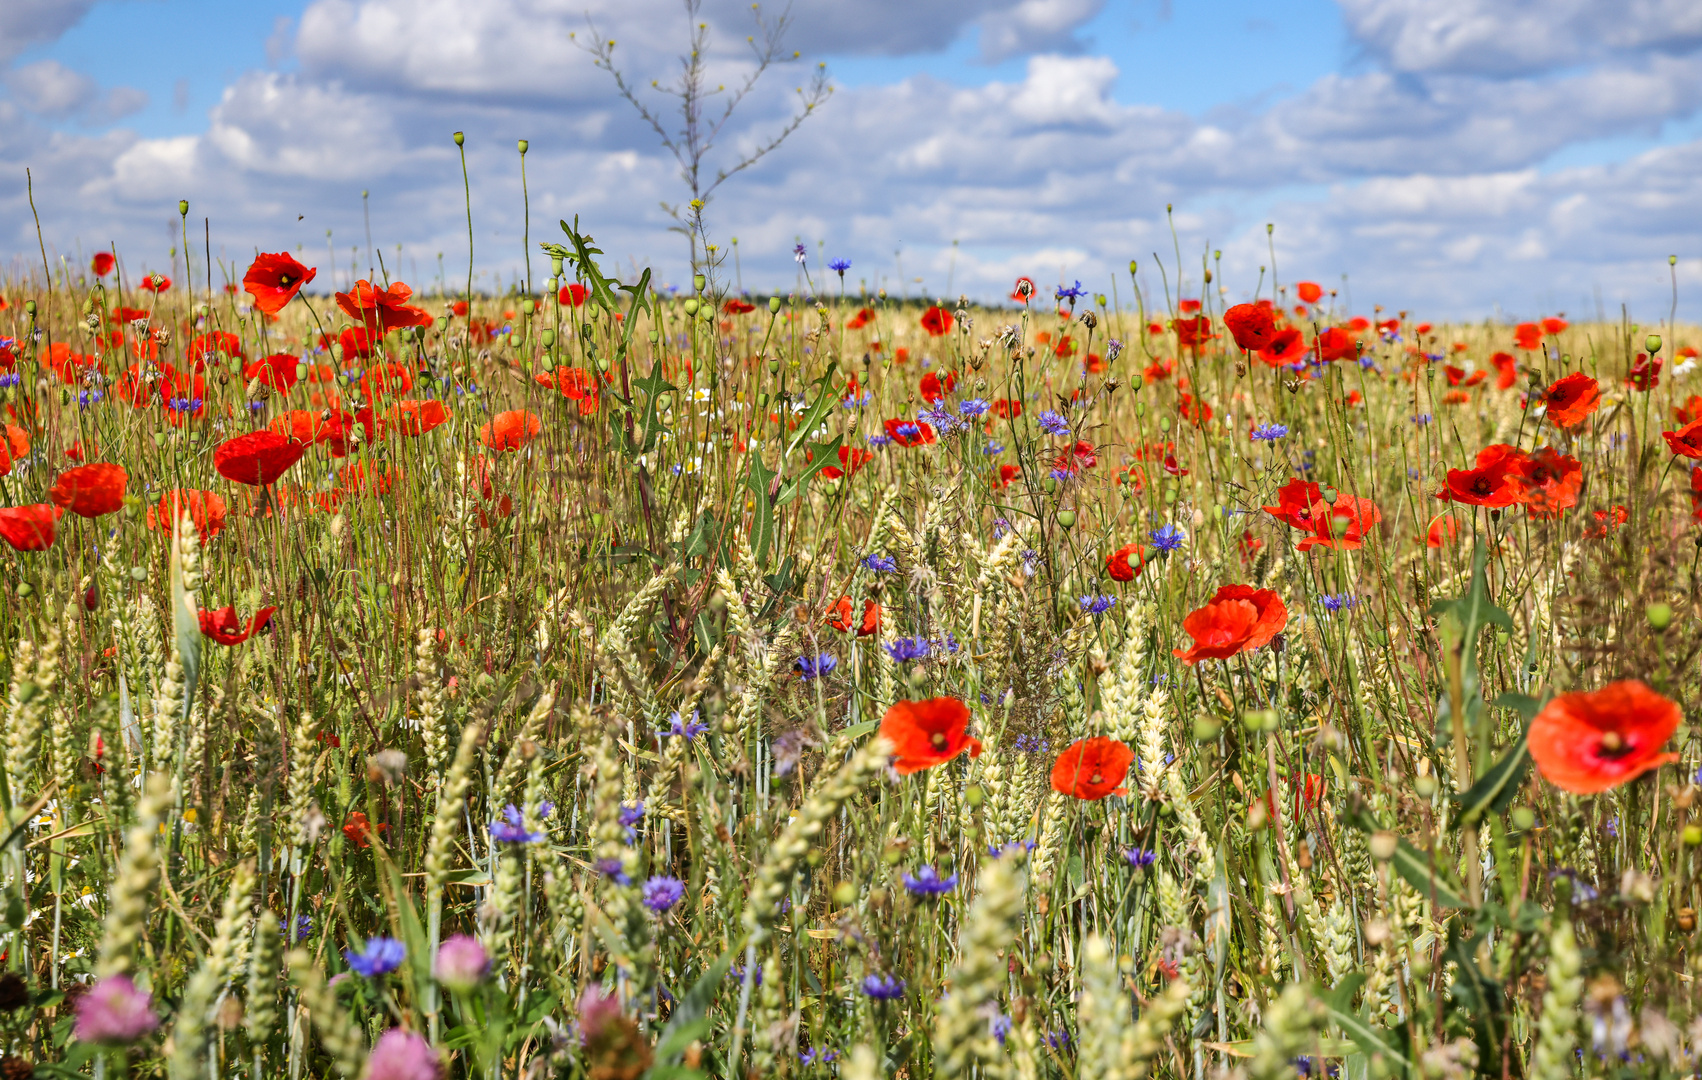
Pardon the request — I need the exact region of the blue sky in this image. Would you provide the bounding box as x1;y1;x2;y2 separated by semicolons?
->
4;0;1702;319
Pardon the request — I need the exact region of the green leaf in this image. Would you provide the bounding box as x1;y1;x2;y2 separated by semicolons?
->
776;436;845;505
783;361;840;462
1343;797;1471;909
745;457;777;569
1452;730;1530;829
648;945;736;1070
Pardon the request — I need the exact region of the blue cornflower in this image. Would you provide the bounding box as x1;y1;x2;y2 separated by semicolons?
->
991;1014;1014;1046
489;804;545;844
345;937;406;977
1149;524;1186;553
1037;410;1070;437
665;711;710;740
894;421;923;442
986;839;1036;859
1055;280;1086;303
861;974;906;1000
992;517;1011;539
983;440;1004;455
77;389;103;409
596;858;631;886
729;964;764;987
1046;1029;1071;1049
1012;734;1050;755
281;914;312;942
1105;339;1124;362
1605;816;1618;838
885;637;930;663
1124;848;1157;869
793;244;808;264
795;653;837;680
931;633;960;654
248;400;266;413
1319;593;1359;615
0;374;19;389
166;396;202;413
1079;594;1116;615
618;801;645;842
958;398;989;418
919;405;961;434
867;434;893;447
860;553;897;573
1411;413;1433;426
641;875;686;913
1250;423;1289;442
828;258;851;274
902;866;958;896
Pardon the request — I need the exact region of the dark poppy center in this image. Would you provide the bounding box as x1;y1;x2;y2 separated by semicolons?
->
1470;477;1494;495
1597;731;1630;758
1089;773;1102;785
279;274;291;286
930;732;948;750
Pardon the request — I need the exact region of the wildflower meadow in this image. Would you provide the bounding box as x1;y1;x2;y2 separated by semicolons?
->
0;188;1698;1080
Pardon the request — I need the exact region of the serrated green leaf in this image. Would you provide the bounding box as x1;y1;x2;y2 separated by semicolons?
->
777;436;845;505
783;361;840;462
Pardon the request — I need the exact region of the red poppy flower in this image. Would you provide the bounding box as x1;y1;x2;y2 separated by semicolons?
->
1296;491;1382;551
138;273;171;293
920;370;957;404
1528;680;1679;794
1676;395;1702;426
481;410;541;452
1237;529;1264;562
1106;542;1144;582
198;604;278;646
1011;277;1036;303
1541;372;1600;428
0;505;62;551
1425;512;1460;549
1517;448;1582;520
1543;317;1569;336
1173;584;1288;665
820;445;874;480
186;331;244;371
1295;281;1323;304
244;354;301;394
360;363;413;399
847;307;874;330
883;419;936;447
91;252;115;277
148;489;228;540
991;399;1022;420
1489;351;1518;390
1314;327;1359;362
388;398;451;436
1053;336;1078;359
1585;505;1630;538
1263;478;1323;530
825;596;881;636
50;463;127;518
920;306;954;337
991;463;1020;490
215;432;307;487
1172;316;1212;350
342;810;388;848
339;326;380;361
1053;440;1098;477
1223;303;1277;352
1436;444;1528;508
322;406;381;457
1258;327;1306;366
1050;737;1135;800
1513;323;1543;351
879;697;981;775
555;283;586;308
335;279;432;334
1178;393;1212;426
242;252;316;314
722;298;755;315
1628;353;1662;392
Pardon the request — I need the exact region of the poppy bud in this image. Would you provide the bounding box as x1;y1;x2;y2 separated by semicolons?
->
1510;806;1535;830
178;200;189;216
517;139;528;154
1685;824;1702;847
15;582;32;599
1671;254;1679;266
1202;268;1213;284
1648;603;1674;631
541;328;556;347
1057;510;1076;529
453;131;464;146
683;298;698;316
23;300;35;317
1042;477;1058;495
550;255;563;276
1368;830;1398;861
1645;334;1662;355
1128;260;1137;275
768;297;781;314
694;274;706;294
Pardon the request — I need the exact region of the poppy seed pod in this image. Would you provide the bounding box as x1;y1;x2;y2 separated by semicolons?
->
178;200;189;216
768;297;781;314
1128;260;1137;275
682;298;698;316
1648;603;1674;631
694;274;706;293
1510;806;1536;830
453;131;464;146
1646;334;1662;355
517;139;528;154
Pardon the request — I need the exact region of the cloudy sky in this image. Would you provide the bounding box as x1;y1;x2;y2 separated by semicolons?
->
3;0;1701;320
